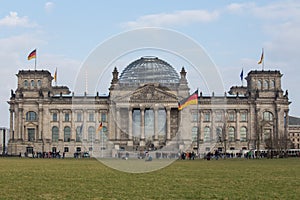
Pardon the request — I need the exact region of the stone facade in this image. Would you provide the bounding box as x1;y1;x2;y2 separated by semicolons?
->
7;57;295;157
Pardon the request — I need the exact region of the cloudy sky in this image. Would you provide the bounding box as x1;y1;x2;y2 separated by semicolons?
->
1;0;300;127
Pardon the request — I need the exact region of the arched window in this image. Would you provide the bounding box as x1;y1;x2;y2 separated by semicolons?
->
26;111;37;121
64;126;71;142
76;126;82;142
240;127;247;142
31;80;35;87
257;80;262;90
263;111;273;121
52;126;59;142
263;80;269;90
204;127;210;142
216;127;222;141
191;126;198;142
88;126;95;142
228;127;235;142
102;126;107;132
270;80;275;89
24;80;28;88
37;80;42;87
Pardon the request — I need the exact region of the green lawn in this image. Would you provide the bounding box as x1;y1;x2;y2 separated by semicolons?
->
0;158;299;199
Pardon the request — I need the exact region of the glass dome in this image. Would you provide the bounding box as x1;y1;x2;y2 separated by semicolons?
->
119;57;180;85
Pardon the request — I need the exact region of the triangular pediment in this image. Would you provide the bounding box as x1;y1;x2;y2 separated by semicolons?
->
130;84;178;102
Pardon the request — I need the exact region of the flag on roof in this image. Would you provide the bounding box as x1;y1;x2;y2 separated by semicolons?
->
27;49;36;60
178;90;198;110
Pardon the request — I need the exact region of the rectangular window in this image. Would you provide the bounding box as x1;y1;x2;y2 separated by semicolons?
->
53;113;58;121
192;112;198;122
204;112;210;122
64;147;69;153
77;113;82;122
65;113;70;122
76;147;81;152
240;112;247;122
89;113;94;122
28;128;35;141
101;113;107;122
228;112;235;121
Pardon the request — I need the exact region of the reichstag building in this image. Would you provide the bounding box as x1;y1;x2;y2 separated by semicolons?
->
7;56;295;157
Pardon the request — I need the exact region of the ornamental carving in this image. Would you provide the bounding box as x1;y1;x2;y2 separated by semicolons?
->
130;84;177;102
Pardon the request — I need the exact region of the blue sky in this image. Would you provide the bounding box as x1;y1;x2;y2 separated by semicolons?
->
1;0;300;126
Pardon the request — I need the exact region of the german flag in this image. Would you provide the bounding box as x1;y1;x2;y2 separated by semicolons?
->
27;49;36;60
97;122;103;131
178;90;198;110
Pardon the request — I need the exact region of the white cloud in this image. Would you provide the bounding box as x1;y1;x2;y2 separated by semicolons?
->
122;10;219;28
45;2;54;13
0;12;36;27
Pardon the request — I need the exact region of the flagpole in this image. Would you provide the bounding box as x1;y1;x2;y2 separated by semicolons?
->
262;48;265;71
196;88;200;156
35;49;37;70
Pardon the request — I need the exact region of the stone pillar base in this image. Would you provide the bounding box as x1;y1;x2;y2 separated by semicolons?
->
139;140;145;147
127;140;133;146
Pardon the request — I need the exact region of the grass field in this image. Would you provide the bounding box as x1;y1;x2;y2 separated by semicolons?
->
0;158;299;199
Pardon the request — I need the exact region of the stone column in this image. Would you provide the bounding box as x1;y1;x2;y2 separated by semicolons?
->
38;106;43;140
14;107;19;139
154;107;158;140
127;107;133;146
116;107;120;140
211;110;215;142
140;107;145;146
236;110;240;141
9;108;14;140
59;110;63;141
19;108;23;140
128;108;133;140
166;107;171;140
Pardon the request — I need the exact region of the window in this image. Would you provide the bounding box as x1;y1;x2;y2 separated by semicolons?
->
263;129;271;142
192;126;198;142
88;126;95;142
228;127;235;142
52;147;57;153
192;112;198;122
204;112;210;122
37;80;42;87
26;111;37;121
52;126;59;142
263;111;273;121
240;127;247;142
102;126;107;132
101;113;107;122
64;147;69;153
24;80;28;87
240;112;247;122
204;127;210;142
52;113;58;122
263;80;269;90
228;112;235;121
216;127;223;141
76;147;81;152
31;80;35;87
257;80;262;90
76;126;82;142
64;126;71;142
77;113;82;122
28;128;35;141
65;113;70;122
89;112;94;122
270;80;275;89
